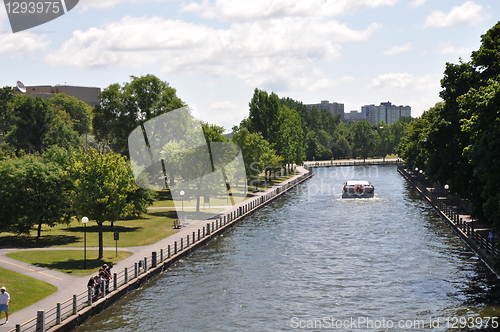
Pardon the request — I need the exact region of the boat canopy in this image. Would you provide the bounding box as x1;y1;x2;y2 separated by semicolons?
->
345;181;371;186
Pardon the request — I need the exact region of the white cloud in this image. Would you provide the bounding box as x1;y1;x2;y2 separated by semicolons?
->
368;72;439;91
209;101;236;110
383;42;412;55
45;15;381;91
0;7;6;28
437;42;469;55
181;0;399;22
0;32;51;54
423;1;489;28
78;0;176;11
408;0;427;8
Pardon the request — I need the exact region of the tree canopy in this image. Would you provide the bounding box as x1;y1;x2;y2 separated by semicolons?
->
93;74;185;155
399;21;500;228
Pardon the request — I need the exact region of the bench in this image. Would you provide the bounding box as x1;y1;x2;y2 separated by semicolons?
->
173;219;181;229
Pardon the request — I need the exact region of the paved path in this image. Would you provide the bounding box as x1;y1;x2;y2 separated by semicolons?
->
0;167;310;331
0;215;225;331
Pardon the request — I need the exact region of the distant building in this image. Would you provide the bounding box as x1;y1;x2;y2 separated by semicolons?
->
15;85;100;106
361;102;411;125
305;100;344;118
343;110;366;122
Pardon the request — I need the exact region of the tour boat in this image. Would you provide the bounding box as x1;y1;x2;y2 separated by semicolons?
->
342;180;375;198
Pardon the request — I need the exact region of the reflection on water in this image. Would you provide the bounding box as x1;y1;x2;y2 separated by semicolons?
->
76;166;500;331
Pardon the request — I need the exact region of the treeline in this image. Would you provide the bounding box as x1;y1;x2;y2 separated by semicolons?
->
398;22;500;229
231;88;409;180
0;75;179;258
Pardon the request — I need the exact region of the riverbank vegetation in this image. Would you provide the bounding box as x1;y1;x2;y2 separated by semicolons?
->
398;22;500;230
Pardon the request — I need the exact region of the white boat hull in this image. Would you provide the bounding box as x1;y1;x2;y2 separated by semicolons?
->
342;180;375;199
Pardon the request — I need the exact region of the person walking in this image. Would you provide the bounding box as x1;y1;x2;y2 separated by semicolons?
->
0;286;10;324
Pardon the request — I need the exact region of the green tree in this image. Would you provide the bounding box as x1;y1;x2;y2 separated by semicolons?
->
247;88;280;143
471;21;500;81
274;105;306;167
352;121;375;161
68;149;142;259
232;126;282;180
49;93;93;135
93;74;185;155
331;135;351;159
375;122;393;161
5;95;80;153
460;81;500;226
0;155;71;237
0;86;14;136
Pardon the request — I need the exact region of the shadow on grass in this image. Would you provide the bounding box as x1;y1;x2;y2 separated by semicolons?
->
149;210;179;219
156;190;173;201
33;258;119;273
0;235;80;248
65;225;143;234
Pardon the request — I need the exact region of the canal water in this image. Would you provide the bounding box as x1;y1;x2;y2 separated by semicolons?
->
76;166;500;331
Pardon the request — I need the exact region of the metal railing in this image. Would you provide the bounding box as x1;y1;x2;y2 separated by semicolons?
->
305;159;399;167
397;164;499;258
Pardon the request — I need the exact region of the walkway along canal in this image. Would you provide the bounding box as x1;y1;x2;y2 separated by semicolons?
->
6;167;313;332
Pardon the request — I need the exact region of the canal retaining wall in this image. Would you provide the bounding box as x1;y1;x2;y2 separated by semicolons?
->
9;167;313;332
397;164;500;278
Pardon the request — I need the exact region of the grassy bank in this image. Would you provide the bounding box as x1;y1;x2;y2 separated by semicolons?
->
0;267;57;315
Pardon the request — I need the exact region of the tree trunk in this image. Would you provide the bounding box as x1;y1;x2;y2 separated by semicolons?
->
37;218;43;238
98;221;104;259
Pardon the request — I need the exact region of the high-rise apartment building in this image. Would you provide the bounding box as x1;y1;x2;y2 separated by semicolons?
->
305;100;345;118
361;102;411;125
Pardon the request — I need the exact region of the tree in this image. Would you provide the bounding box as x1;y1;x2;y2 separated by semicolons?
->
460;80;500;227
397;117;429;170
68;149;142;259
331;135;351;159
352;121;375;161
5;95;81;153
375;122;393;161
231;126;282;180
0;155;71;237
274;105;306;167
471;21;500;81
0;86;14;136
93;74;185;155
247;88;280;143
49;93;93;135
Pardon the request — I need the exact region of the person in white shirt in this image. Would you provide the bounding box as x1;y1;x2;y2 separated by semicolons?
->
0;286;9;324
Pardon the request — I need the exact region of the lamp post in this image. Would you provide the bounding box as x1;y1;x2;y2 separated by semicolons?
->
82;217;89;269
180;190;185;213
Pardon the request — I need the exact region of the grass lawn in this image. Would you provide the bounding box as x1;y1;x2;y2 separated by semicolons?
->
6;250;132;276
0;266;57;314
0;212;179;249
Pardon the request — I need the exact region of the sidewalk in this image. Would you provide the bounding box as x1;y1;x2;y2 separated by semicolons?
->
0;166;310;331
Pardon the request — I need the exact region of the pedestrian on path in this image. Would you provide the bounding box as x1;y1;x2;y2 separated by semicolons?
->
0;286;10;324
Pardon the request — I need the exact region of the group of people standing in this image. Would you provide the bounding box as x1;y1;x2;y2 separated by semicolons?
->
87;264;113;298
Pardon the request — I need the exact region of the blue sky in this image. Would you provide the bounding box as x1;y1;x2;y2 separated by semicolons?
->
0;0;498;131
